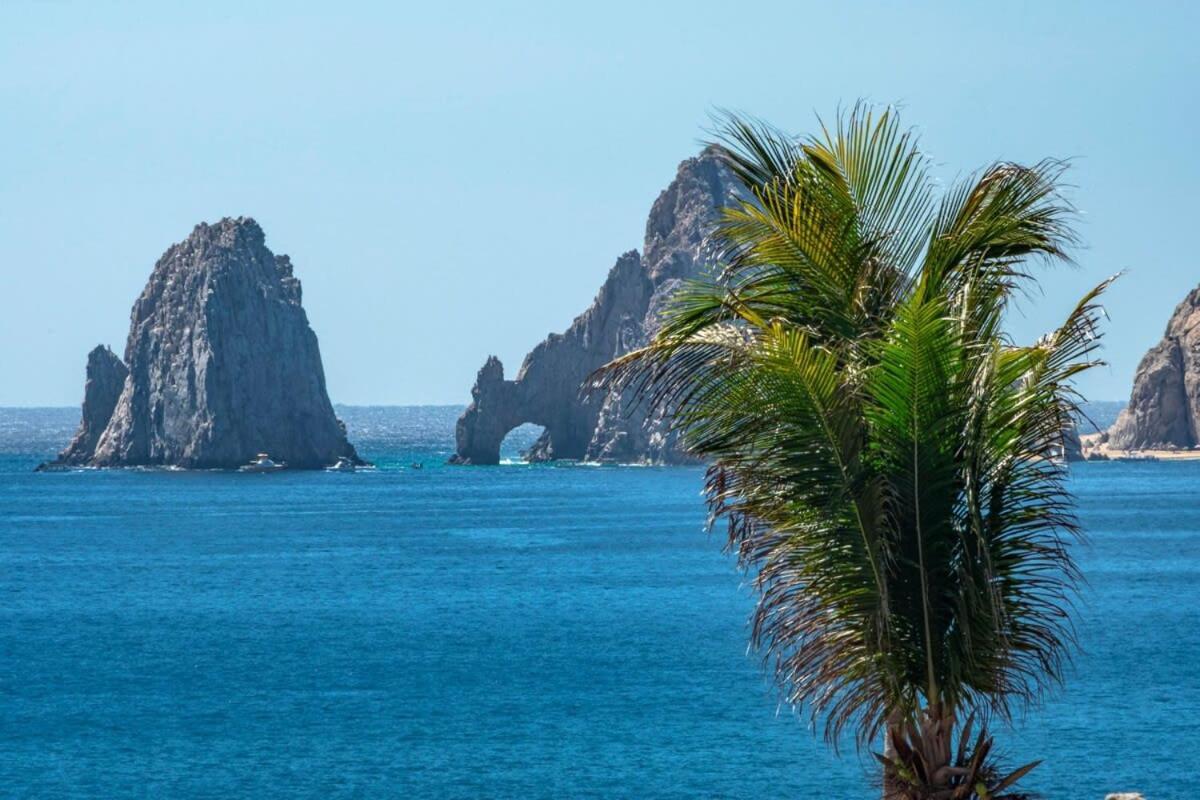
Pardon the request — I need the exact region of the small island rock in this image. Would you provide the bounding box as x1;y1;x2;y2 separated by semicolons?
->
43;217;361;470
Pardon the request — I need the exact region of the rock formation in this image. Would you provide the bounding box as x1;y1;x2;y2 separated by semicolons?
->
1108;284;1200;450
451;147;741;465
1063;423;1084;462
49;345;129;466
42;217;361;470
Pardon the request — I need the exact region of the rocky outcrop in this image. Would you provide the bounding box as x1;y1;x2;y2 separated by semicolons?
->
1063;423;1084;462
43;217;361;470
43;345;129;467
1108;285;1200;449
451;147;740;465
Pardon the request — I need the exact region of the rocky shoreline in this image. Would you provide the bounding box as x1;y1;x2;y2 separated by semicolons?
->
1078;431;1200;462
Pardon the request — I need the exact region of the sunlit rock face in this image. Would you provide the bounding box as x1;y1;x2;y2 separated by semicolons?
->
1108;284;1200;450
452;148;740;465
46;217;361;470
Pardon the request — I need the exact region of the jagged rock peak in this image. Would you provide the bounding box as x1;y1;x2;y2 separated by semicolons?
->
1108;284;1200;450
452;148;741;465
43;217;362;470
39;345;129;469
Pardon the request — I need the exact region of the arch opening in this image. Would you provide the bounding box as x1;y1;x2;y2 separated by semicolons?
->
500;423;545;464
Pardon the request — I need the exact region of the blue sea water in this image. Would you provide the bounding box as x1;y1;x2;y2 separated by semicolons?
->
0;405;1196;799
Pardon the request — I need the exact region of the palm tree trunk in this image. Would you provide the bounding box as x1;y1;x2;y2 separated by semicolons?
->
923;704;955;788
881;705;959;799
882;712;904;800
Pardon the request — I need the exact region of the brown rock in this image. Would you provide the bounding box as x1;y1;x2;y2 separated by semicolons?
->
1109;285;1200;449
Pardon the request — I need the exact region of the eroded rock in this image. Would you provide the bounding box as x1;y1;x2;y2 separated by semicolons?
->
1063;423;1084;462
39;345;129;468
46;217;361;470
452;148;739;465
1109;284;1200;449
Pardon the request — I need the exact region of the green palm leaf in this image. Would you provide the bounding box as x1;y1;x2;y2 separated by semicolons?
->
593;104;1112;798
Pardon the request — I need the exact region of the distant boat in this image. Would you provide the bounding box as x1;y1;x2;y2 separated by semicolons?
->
410;462;423;470
326;456;356;473
239;453;286;473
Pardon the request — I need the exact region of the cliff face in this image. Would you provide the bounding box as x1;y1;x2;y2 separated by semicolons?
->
1063;424;1084;462
452;148;739;465
45;217;360;469
50;345;129;466
1108;285;1200;449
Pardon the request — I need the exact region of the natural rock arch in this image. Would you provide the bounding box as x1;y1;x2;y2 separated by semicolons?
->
451;148;739;465
450;251;647;465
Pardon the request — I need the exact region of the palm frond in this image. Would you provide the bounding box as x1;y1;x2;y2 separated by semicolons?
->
592;106;1110;790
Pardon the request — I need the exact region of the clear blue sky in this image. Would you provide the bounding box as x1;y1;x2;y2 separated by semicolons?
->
2;1;1196;405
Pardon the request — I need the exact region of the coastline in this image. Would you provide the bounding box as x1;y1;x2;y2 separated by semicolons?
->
1080;432;1200;461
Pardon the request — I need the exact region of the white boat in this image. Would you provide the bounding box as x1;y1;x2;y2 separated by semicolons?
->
239;453;286;473
326;456;356;473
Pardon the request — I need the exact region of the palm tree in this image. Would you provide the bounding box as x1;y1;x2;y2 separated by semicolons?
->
595;105;1112;799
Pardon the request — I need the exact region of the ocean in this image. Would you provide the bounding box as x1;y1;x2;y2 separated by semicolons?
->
1;405;1195;799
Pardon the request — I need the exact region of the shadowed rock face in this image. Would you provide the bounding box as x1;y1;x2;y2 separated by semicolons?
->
451;148;740;465
1063;424;1084;462
1108;285;1200;449
45;217;360;469
45;345;129;467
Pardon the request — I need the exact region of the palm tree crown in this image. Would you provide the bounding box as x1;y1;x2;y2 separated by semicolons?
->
596;105;1111;798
